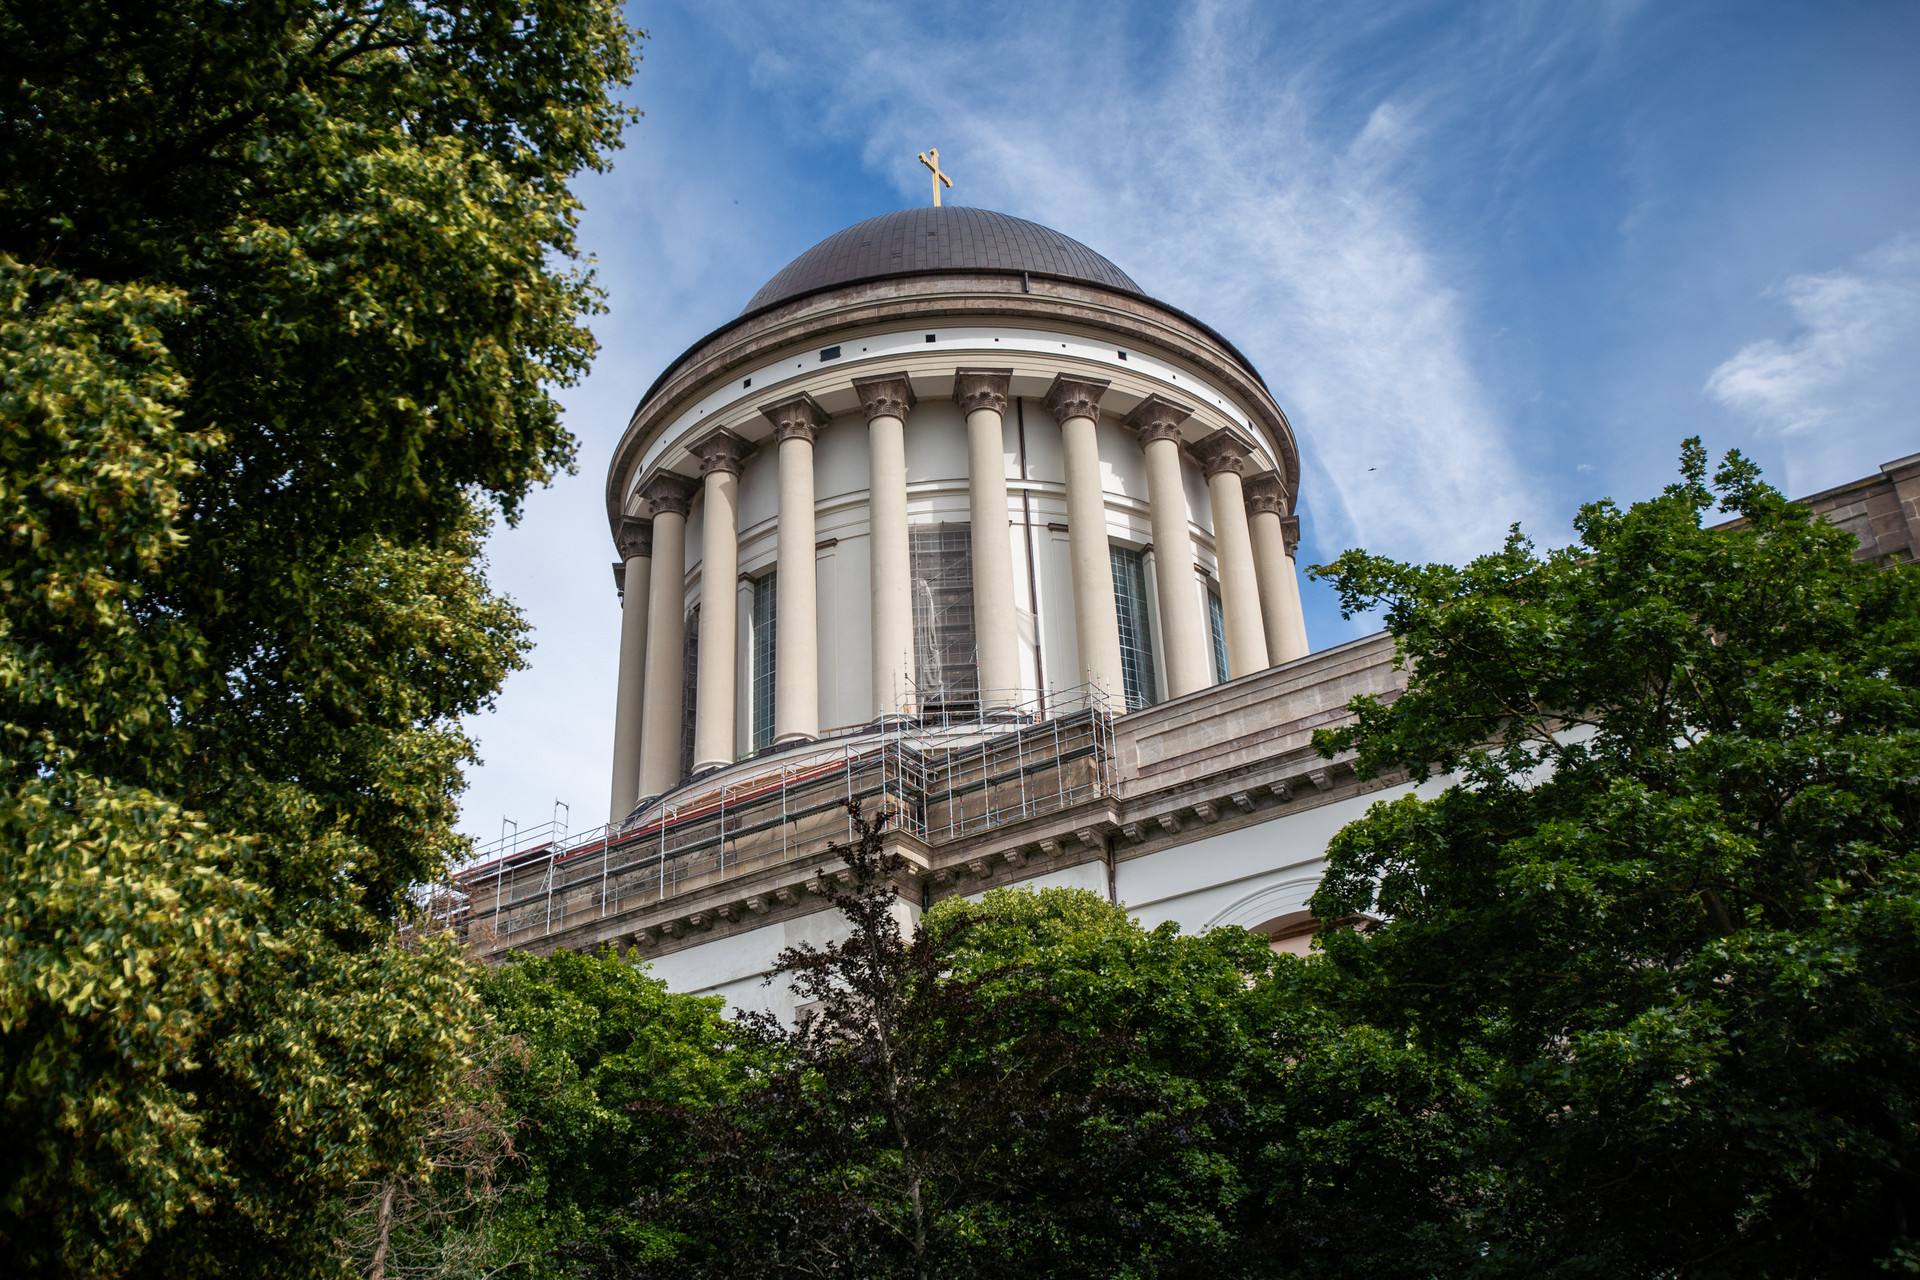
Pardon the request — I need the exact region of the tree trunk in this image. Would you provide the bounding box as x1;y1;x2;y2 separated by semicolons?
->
369;1181;396;1280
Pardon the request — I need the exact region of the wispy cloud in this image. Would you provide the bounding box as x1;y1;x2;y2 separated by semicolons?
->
1706;234;1920;492
706;0;1552;569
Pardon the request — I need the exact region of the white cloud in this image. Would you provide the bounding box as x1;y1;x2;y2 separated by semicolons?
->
705;0;1546;568
1706;234;1920;492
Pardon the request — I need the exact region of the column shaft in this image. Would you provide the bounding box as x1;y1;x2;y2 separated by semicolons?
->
1207;466;1269;676
1245;472;1310;664
1142;435;1210;697
691;430;749;773
763;394;829;744
1125;394;1209;697
958;370;1019;707
608;518;652;821
1045;376;1124;705
637;478;693;800
855;375;916;720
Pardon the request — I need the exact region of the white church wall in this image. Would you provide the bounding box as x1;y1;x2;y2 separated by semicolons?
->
642;896;922;1023
1119;773;1449;933
1013;396;1064;485
814;413;868;500
736;438;778;531
683;487;704;574
1096;416;1149;502
1043;530;1082;692
1182;451;1215;536
815;538;877;728
904;400;968;482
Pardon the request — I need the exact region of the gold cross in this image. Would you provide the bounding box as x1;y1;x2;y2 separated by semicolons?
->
918;148;953;207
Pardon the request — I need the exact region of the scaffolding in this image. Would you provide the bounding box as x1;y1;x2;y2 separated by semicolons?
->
448;683;1116;954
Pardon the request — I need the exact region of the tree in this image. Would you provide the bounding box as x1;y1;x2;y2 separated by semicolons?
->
474;948;748;1276
0;3;637;1275
940;883;1482;1279
1306;441;1920;1275
579;806;1287;1280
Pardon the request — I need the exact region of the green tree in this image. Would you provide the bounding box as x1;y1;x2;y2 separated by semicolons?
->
475;948;747;1275
1307;441;1920;1274
585;808;1441;1280
0;2;636;1275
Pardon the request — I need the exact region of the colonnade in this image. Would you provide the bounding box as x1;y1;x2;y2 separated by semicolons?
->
607;370;1311;820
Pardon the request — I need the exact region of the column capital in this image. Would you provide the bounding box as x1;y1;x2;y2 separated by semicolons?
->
1281;514;1302;558
852;372;916;422
1193;427;1256;479
1043;373;1110;424
759;391;830;444
1124;392;1193;446
1242;471;1290;517
689;427;751;477
953;368;1013;416
639;471;697;519
614;515;653;560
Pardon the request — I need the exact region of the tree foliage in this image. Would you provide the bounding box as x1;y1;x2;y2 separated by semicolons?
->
575;808;1289;1280
0;2;637;1275
1307;440;1920;1274
475;948;747;1276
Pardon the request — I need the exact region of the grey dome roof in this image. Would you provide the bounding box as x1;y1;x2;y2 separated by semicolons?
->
743;206;1142;314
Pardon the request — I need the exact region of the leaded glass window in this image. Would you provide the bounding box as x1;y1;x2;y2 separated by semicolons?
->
910;523;978;714
1109;545;1157;711
751;572;777;751
1208;586;1229;684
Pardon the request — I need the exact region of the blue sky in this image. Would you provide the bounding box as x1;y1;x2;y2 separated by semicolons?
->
458;0;1920;843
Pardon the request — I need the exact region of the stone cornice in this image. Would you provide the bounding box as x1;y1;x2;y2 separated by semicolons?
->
640;472;697;519
1193;427;1255;479
614;515;653;561
607;273;1301;534
953;367;1013;416
758;390;830;445
1043;373;1111;424
850;372;916;422
1242;471;1289;517
689;428;751;477
1125;392;1193;446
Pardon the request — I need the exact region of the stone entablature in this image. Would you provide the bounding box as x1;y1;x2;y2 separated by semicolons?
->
606;274;1300;524
1794;452;1920;566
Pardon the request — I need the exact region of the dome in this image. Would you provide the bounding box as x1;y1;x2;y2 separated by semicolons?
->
742;206;1143;314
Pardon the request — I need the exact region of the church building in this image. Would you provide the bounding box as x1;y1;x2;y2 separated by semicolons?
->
452;202;1920;1020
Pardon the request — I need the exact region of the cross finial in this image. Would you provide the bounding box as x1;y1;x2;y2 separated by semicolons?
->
917;148;953;207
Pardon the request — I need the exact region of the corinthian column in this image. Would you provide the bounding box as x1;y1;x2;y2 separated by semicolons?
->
1125;394;1210;698
637;473;696;801
1044;374;1124;706
1195;430;1269;677
1244;472;1309;664
956;369;1020;708
760;393;828;745
608;516;653;822
689;429;750;773
853;373;916;720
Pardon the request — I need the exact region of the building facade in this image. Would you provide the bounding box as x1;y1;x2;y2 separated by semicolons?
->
453;205;1920;1022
